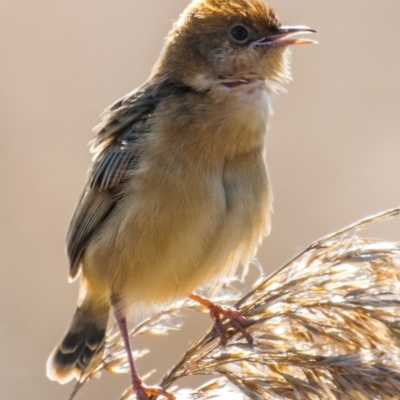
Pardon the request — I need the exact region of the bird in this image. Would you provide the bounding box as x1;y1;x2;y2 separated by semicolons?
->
46;0;316;399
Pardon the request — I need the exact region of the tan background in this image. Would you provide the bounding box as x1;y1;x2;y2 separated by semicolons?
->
1;0;400;399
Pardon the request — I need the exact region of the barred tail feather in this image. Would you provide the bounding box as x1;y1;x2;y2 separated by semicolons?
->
47;306;109;384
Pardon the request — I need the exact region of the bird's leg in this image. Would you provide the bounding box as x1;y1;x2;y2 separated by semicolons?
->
188;293;253;346
112;303;175;400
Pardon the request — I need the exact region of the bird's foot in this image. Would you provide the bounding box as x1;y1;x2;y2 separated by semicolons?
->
189;293;253;346
133;383;175;400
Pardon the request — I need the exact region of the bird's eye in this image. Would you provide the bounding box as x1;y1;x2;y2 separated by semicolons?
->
230;25;249;42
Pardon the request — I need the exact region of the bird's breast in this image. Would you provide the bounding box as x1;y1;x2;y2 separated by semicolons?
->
214;81;271;158
153;80;271;161
84;84;273;305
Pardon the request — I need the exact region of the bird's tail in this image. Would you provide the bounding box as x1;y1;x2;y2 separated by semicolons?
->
46;280;110;384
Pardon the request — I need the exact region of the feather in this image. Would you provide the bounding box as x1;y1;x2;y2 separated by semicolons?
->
66;80;194;278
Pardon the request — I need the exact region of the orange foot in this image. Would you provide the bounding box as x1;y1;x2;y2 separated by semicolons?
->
134;384;175;400
189;293;253;347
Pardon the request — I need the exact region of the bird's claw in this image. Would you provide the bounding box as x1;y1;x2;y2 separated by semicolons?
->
189;293;253;346
134;384;175;400
208;303;253;346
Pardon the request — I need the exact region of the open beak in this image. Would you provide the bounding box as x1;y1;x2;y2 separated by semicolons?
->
252;26;317;48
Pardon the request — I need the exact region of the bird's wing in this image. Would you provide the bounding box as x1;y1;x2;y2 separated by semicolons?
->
67;80;195;279
66;82;160;279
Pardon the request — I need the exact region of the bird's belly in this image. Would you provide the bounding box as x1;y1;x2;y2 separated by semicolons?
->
84;152;271;306
202;151;272;289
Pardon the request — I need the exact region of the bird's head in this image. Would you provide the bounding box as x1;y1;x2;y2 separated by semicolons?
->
154;0;316;92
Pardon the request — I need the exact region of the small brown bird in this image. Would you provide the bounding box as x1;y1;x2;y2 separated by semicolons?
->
46;0;316;399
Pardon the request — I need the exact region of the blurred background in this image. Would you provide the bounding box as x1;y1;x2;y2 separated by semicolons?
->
1;0;400;399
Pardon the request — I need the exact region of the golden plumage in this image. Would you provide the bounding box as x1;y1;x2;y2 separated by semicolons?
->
47;0;315;397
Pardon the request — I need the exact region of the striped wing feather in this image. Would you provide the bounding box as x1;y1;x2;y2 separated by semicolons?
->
66;83;156;278
66;80;194;279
